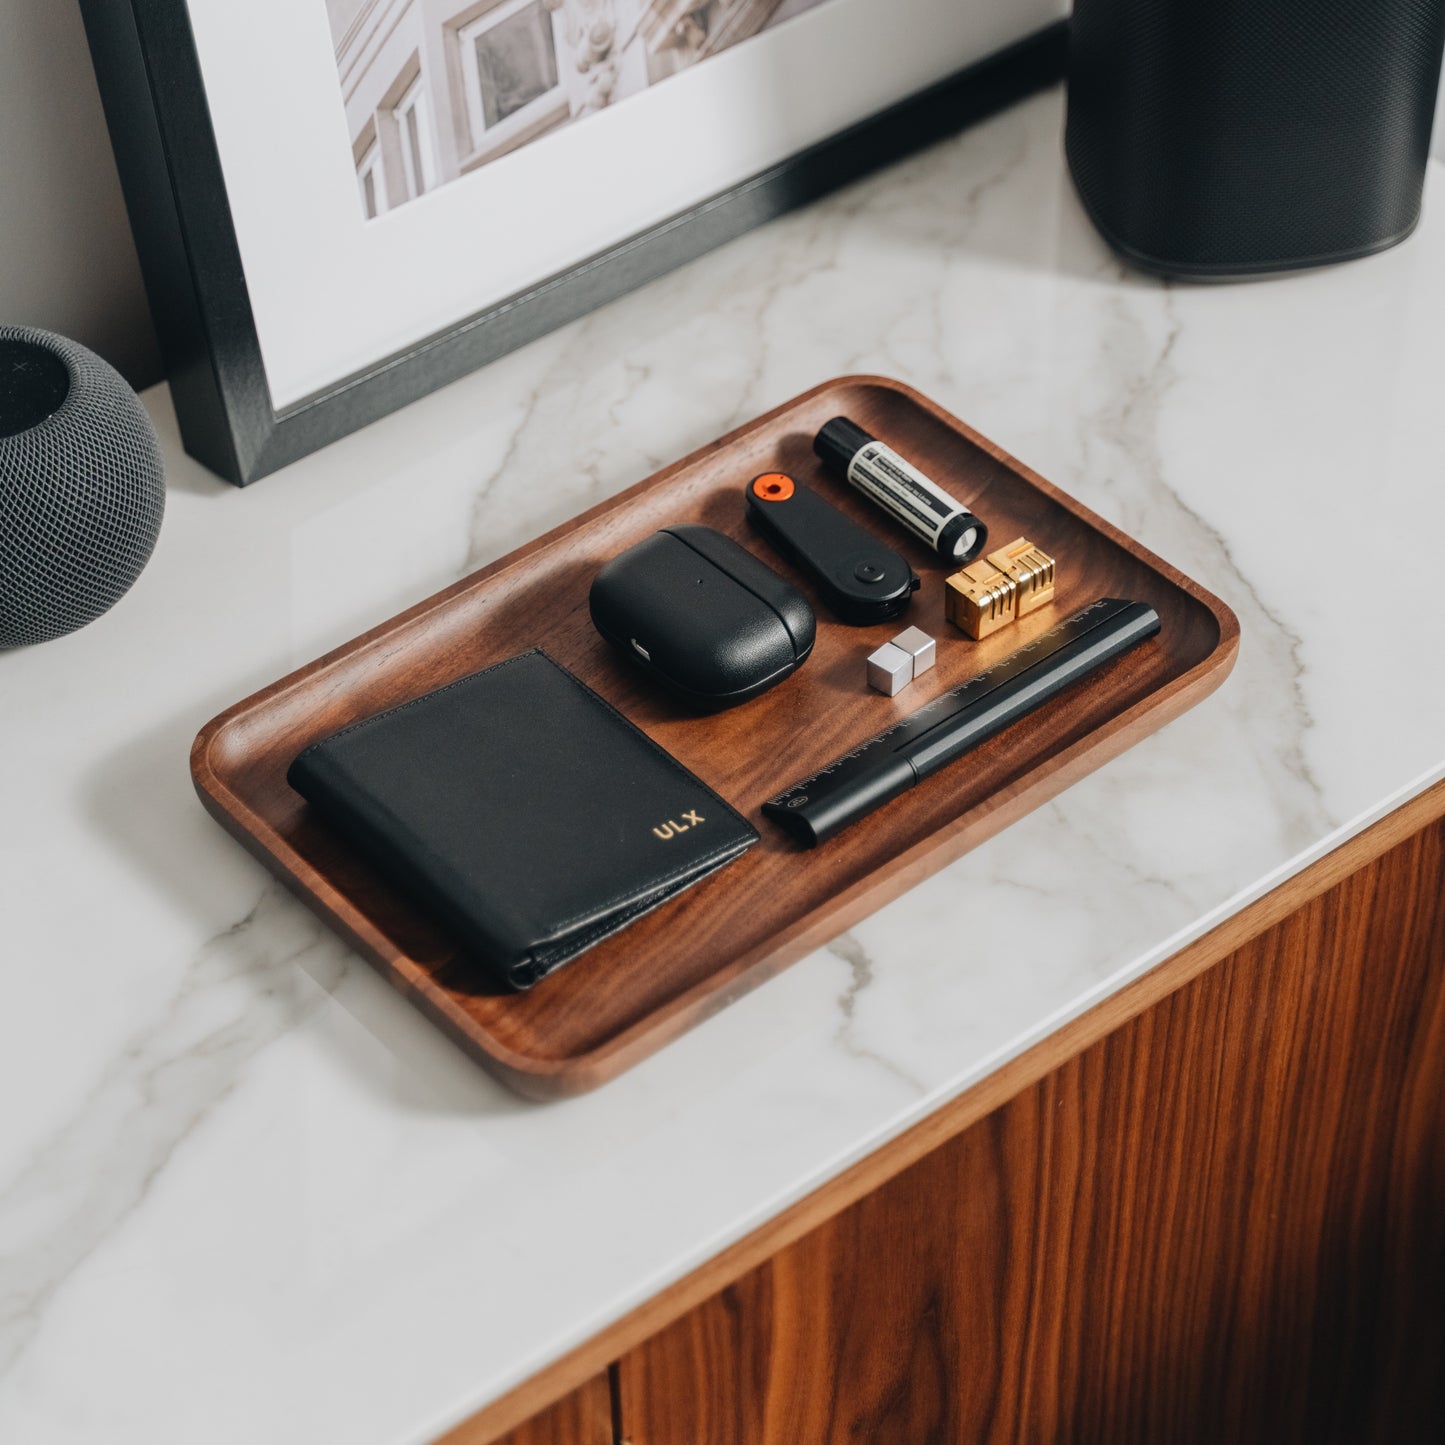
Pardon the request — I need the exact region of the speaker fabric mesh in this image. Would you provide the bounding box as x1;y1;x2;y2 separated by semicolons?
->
1066;0;1445;275
0;327;165;647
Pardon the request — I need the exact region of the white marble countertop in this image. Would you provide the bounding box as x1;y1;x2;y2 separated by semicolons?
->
5;87;1445;1444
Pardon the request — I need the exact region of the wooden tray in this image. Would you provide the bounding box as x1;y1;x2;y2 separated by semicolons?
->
192;378;1238;1098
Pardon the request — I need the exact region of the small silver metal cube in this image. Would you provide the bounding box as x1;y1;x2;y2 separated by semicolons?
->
866;641;913;696
890;626;936;677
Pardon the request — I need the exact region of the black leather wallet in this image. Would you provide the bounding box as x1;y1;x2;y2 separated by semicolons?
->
287;650;758;989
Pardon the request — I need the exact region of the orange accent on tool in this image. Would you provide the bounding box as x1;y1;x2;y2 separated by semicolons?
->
752;472;795;502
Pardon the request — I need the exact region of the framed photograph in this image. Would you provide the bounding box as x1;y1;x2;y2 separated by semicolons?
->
81;1;1066;485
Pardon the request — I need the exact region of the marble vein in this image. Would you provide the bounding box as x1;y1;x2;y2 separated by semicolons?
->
826;934;926;1096
0;886;347;1377
1067;278;1332;850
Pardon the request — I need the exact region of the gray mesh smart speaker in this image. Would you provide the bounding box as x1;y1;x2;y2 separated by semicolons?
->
0;327;164;647
1066;0;1445;276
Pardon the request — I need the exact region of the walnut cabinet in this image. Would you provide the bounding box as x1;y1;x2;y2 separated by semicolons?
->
447;782;1445;1445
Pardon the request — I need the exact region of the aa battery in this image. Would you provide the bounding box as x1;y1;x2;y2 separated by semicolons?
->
814;416;987;564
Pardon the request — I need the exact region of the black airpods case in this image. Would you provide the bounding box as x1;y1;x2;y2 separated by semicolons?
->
589;525;815;711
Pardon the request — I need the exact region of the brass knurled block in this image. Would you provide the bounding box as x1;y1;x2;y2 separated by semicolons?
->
944;537;1056;639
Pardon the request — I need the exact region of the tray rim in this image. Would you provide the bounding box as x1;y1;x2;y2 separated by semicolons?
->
192;374;1240;1096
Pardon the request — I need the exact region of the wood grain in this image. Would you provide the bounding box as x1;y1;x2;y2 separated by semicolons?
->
190;376;1236;1098
615;814;1445;1443
419;782;1445;1444
436;1374;612;1445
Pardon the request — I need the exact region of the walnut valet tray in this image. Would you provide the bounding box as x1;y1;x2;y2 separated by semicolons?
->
191;377;1238;1099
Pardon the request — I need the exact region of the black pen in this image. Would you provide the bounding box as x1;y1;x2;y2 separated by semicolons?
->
763;598;1160;845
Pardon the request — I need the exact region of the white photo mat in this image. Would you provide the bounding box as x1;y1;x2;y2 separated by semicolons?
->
185;0;1065;408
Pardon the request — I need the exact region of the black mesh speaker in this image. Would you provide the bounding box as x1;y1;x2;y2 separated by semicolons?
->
1065;0;1445;276
0;326;165;647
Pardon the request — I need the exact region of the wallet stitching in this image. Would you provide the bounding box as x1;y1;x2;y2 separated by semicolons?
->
538;833;754;939
512;867;717;987
292;649;759;964
515;843;744;986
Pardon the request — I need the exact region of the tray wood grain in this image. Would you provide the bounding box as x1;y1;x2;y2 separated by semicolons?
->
192;377;1238;1098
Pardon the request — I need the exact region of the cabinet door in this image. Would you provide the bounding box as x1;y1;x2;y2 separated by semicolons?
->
615;819;1445;1444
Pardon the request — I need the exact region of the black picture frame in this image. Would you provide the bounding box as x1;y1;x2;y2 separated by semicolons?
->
80;2;1067;487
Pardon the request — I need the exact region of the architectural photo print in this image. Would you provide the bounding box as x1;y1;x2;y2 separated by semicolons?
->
327;0;834;219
